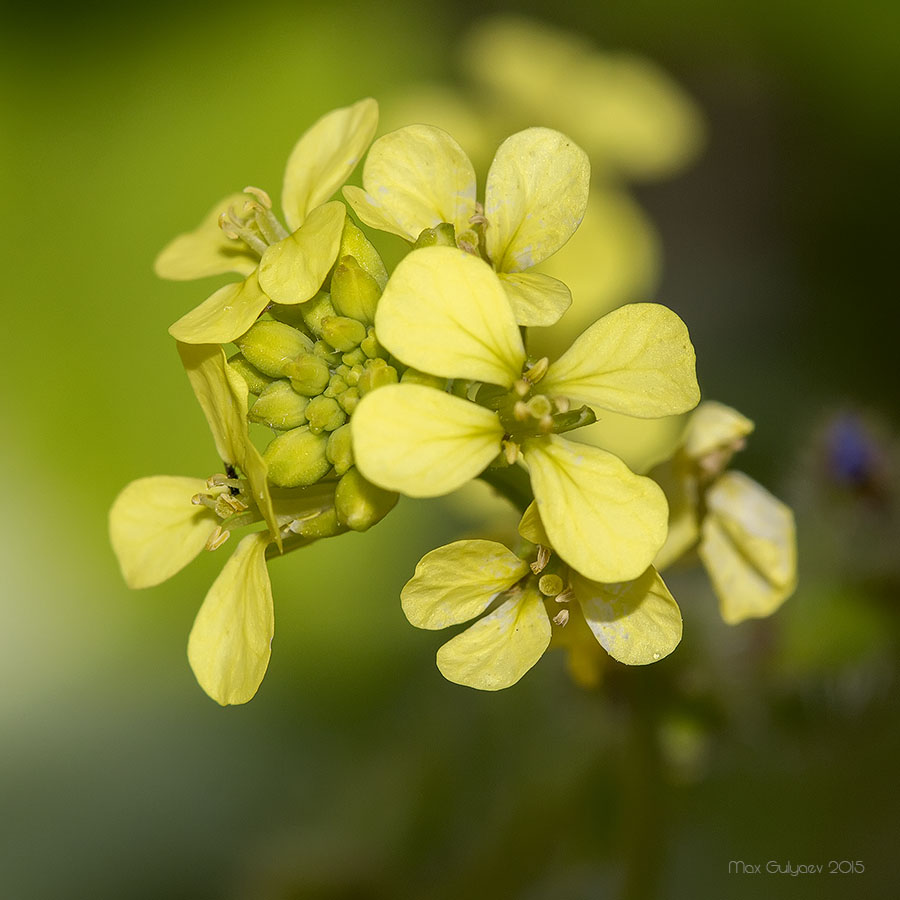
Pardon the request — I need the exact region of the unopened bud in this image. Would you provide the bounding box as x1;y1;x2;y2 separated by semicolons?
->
342;347;367;366
320;315;367;352
323;374;349;398
305;395;346;433
413;222;456;249
358;358;399;395
285;353;330;396
339;220;388;289
248;380;309;429
335;468;399;531
312;340;341;366
326;424;354;476
228;353;274;395
402;368;446;390
330;256;381;325
337;388;359;414
290;507;343;539
300;293;337;338
236;321;313;378
262;426;330;487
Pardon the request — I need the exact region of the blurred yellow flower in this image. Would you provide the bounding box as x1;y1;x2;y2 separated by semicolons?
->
653;401;797;623
344;124;590;326
156;99;379;344
352;246;700;583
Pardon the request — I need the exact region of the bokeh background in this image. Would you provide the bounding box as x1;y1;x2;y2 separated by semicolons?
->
3;1;899;897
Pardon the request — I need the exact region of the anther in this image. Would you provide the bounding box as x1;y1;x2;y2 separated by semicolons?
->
552;608;570;627
243;185;273;209
530;545;551;574
555;588;575;604
513;379;530;398
554;397;570;414
513;400;530;422
523;357;549;384
502;440;520;465
205;526;231;551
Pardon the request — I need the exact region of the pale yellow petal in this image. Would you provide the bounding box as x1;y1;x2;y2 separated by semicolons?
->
168;271;269;344
351;384;504;497
517;501;549;546
177;343;280;547
257;201;346;305
498;271;571;327
484;127;590;272
699;471;797;624
154;193;258;281
281;98;378;232
345;124;477;242
650;459;700;570
436;586;551;690
572;567;682;665
187;532;274;706
109;476;218;589
523;435;668;583
375;246;524;385
683;401;755;460
401;540;528;629
542;302;700;418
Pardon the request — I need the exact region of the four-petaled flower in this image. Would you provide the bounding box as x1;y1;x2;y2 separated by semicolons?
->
351;245;701;584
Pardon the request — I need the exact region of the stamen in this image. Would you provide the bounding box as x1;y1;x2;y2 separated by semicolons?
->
218;205;268;256
513;379;530;398
555;588;575;604
554;397;570;414
469;202;488;228
243;185;273;209
192;493;218;511
502;440;520;465
523;357;549;384
530;545;551;574
552;608;570;627
207;474;242;489
513;400;530;422
205;526;231;551
252;205;289;244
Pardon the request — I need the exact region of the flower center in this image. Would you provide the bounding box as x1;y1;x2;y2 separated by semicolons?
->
217;185;289;256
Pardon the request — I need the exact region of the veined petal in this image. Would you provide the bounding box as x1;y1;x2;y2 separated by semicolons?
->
281;98;378;232
257;201;346;305
523;435;668;583
436;586;551;690
352;384;504;497
484;127;590;272
542;302;700;418
402;540;529;629
683;401;754;460
517;501;550;546
178;343;280;547
375;246;525;385
109;476;218;589
699;471;797;624
168;271;269;344
154;193;258;281
651;459;700;570
499;271;571;327
187;531;274;705
345;124;477;242
572;567;682;665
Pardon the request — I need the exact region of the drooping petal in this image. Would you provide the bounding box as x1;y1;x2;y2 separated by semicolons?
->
436;586;551;690
343;124;477;242
351;384;504;497
523;435;668;583
699;471;797;624
177;343;280;547
572;567;682;665
683;401;754;460
484;127;590;272
375;246;525;385
187;531;274;705
402;540;529;629
517;501;550;546
109;476;218;589
498;271;571;327
257;201;346;305
154;193;258;281
281;98;379;232
542;302;700;418
168;271;269;344
650;459;700;570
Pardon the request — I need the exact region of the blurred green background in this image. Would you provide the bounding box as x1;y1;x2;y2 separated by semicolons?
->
2;1;899;898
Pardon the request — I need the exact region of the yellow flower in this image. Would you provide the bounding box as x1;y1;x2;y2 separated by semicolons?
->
352;246;700;584
156;99;379;344
343;124;590;326
653;401;797;623
400;506;681;690
110;343;284;705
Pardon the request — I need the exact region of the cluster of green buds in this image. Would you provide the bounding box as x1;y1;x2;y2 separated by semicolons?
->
109;97;796;706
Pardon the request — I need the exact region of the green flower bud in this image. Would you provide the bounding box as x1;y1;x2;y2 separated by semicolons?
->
330;256;381;325
300;293;337;338
268;301;315;332
358;358;399;395
306;395;347;434
337;387;359;414
323;374;349;398
344;364;363;387
291;507;343;539
359;328;387;360
321;315;367;352
228;353;275;395
413;222;456;249
339;220;388;289
402;368;447;390
263;426;330;487
285;353;330;396
326;424;354;476
335;468;399;532
342;347;367;367
236;321;313;378
313;340;342;366
248;380;309;429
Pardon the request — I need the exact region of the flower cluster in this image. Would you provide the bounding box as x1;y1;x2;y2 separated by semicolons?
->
110;96;794;704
